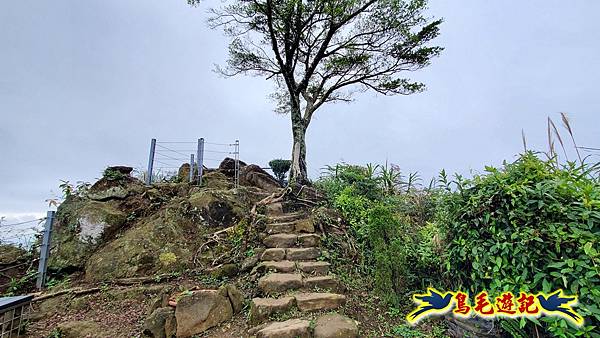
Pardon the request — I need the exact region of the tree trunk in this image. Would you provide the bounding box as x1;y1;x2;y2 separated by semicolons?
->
289;102;309;185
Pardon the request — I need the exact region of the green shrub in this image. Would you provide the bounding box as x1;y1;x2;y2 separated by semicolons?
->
102;167;125;181
316;164;443;305
435;152;599;336
268;159;291;184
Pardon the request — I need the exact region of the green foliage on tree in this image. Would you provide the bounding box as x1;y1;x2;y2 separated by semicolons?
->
190;0;443;184
268;159;292;184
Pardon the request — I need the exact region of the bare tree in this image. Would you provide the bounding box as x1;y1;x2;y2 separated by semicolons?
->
190;0;443;184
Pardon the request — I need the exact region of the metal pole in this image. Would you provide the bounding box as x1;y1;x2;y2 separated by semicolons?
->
146;138;156;186
234;140;240;189
197;138;204;185
189;154;195;183
36;211;55;290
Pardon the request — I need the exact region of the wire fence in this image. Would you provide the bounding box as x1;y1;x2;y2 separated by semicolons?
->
0;212;55;291
0;218;45;247
146;138;240;187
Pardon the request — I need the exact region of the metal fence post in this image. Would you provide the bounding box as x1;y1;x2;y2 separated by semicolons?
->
146;138;156;186
189;154;195;183
36;211;55;290
197;138;204;185
234;140;240;189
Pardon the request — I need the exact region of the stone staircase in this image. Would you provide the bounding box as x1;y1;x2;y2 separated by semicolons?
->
247;202;359;338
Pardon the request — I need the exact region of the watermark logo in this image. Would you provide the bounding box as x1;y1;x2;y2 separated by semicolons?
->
407;288;583;326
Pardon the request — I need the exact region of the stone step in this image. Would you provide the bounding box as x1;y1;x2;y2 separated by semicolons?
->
249;296;295;326
260;248;321;262
266;222;296;234
286;247;320;261
266;219;315;234
295;292;346;312
297;234;320;247
296;261;330;275
258;273;303;294
313;314;359;338
268;212;305;223
263;233;297;248
253;319;311;338
260;260;296;273
265;202;284;216
303;275;340;292
263;233;321;248
261;248;286;261
259;260;330;275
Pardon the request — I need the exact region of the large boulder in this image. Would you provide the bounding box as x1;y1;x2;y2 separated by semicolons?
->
240;165;281;192
50;199;128;271
84;216;190;282
219;157;247;177
175;290;233;337
188;190;244;228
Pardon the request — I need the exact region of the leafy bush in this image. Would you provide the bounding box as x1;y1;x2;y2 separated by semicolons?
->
316;164;443;305
435;152;599;336
102;167;126;181
268;159;291;184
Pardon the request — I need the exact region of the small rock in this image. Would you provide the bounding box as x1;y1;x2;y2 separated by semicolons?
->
178;163;193;182
175;290;233;337
143;307;175;338
220;284;244;314
209;263;239;278
164;314;177;337
313;314;358;338
256;319;312;338
56;320;104;338
241;248;264;272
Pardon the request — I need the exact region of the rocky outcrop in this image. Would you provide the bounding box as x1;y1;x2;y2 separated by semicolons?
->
219;157;247;177
50;173;259;281
49;199;128;271
188;190;245;228
240;165;282;192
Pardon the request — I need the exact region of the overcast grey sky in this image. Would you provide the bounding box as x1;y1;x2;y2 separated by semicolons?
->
1;1;599;222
